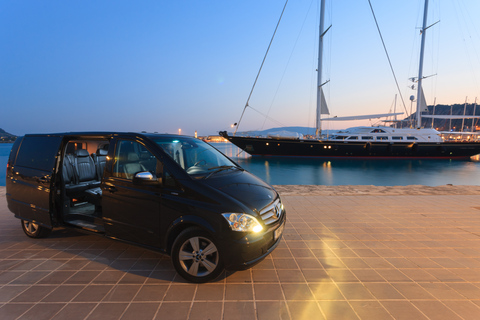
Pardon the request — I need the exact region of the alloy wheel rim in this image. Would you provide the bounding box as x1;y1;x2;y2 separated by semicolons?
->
178;236;219;277
24;221;38;234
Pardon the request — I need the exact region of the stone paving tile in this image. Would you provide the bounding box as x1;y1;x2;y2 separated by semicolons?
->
317;301;359;319
189;301;223;320
87;302;129;320
412;301;463;320
194;283;224;301
73;284;114;302
134;284;168;302
362;282;404;300
103;284;142;302
120;302;160;320
163;284;197;301
3;190;480;319
11;285;57;302
0;303;34;319
225;283;253;301
287;301;324;320
254;283;284;301
20;303;66;320
381;301;429;320
223;302;256;320
442;300;480;320
349;301;394;320
41;285;85;302
255;301;290;320
0;285;28;302
51;303;97;320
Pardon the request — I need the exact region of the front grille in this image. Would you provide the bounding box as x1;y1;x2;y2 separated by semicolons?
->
259;199;283;225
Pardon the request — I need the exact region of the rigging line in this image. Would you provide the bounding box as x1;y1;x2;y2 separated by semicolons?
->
367;0;410;118
261;0;316;131
454;0;480;96
233;0;289;135
307;0;321;136
432;1;441;109
248;105;286;128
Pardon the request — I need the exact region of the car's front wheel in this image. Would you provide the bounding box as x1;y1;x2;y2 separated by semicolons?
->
21;220;52;238
171;227;224;283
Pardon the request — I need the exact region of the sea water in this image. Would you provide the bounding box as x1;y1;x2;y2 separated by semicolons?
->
0;143;13;186
213;142;480;186
1;141;480;187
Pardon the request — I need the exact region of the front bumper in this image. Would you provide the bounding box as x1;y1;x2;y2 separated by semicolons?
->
220;212;286;270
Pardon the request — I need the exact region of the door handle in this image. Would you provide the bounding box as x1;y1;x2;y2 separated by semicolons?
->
106;185;117;193
38;176;49;183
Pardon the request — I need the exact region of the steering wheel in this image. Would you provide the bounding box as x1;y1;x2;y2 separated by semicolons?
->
186;160;207;174
193;159;206;166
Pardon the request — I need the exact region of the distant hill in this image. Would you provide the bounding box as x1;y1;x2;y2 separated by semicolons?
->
234;126;317;137
0;128;17;142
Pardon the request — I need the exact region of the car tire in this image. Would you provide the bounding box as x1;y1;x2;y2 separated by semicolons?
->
21;220;52;238
171;227;224;283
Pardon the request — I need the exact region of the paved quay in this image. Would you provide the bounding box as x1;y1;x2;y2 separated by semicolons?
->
1;185;480;320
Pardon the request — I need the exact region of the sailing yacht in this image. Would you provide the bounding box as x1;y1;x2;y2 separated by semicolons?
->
220;0;480;159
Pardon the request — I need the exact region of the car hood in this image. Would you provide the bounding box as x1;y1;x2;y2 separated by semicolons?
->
201;170;277;212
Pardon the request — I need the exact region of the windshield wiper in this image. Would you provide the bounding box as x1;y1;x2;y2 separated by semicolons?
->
204;165;242;179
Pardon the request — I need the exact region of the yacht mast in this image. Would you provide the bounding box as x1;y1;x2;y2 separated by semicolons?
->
315;0;326;138
416;0;429;129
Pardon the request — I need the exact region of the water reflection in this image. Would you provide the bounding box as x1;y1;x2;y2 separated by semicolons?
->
213;142;480;186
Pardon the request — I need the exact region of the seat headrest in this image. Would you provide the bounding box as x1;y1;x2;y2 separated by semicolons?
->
96;149;108;156
75;149;90;157
127;153;140;162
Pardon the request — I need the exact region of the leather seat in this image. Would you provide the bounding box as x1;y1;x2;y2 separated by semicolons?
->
123;153;146;179
74;149;98;185
92;148;108;180
62;154;76;185
65;149;100;197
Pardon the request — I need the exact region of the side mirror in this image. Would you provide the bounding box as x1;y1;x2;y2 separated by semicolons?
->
133;171;159;185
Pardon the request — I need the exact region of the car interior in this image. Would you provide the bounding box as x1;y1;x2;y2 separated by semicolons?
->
60;139;109;232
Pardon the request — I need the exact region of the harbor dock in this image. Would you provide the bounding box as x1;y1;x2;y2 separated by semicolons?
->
1;185;480;319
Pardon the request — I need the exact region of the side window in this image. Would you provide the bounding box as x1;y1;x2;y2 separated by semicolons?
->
164;170;177;188
114;140;157;180
155;160;178;188
15;136;62;171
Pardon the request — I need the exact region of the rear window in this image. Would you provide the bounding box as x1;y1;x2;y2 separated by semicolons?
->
7;137;23;167
15;136;62;171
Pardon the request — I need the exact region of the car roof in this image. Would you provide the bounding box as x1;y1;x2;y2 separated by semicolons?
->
22;132;194;139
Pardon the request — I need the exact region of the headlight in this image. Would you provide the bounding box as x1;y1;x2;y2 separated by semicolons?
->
222;213;263;233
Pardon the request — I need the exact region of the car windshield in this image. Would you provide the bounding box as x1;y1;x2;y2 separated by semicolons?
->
153;137;238;177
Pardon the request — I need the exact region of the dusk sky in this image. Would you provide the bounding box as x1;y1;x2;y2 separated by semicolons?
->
1;0;480;136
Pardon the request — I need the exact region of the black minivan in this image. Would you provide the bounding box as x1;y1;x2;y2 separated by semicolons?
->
6;132;285;282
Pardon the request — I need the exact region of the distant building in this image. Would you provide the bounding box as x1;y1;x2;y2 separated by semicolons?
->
201;135;229;143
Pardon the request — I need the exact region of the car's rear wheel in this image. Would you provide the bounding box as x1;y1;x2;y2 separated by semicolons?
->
21;220;52;238
171;227;224;283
